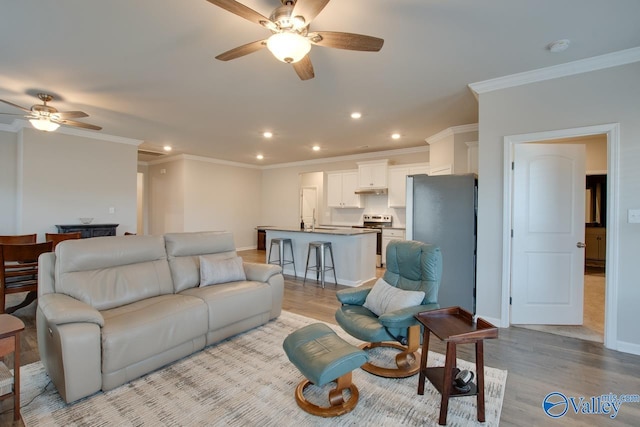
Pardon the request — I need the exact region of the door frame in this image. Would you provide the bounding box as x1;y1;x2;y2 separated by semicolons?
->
501;123;620;349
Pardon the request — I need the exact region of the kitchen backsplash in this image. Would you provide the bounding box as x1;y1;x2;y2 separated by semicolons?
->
329;194;406;228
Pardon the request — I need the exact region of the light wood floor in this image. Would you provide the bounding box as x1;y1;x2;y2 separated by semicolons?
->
2;251;639;426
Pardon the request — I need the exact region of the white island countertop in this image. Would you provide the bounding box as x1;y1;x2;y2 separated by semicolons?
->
264;227;377;287
261;226;379;236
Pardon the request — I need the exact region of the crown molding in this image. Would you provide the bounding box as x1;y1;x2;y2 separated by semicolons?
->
0;119;143;146
261;145;429;170
425;123;479;145
465;141;479;148
146;153;260;169
469;46;640;96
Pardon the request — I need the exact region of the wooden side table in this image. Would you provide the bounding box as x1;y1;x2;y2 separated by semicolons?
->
415;307;498;425
0;314;25;421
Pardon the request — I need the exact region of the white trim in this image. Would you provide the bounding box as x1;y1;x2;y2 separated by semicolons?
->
262;146;429;170
502;123;620;349
616;341;640;356
469;47;640;96
425;124;479;145
145;153;260;169
464;141;479;148
475;315;502;328
0;119;143;146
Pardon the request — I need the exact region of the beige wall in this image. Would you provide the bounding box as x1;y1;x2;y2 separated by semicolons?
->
0;130;18;234
148;158;185;235
538;134;607;173
476;61;640;350
16;128;138;237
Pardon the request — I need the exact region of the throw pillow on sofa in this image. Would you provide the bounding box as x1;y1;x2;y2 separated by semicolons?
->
199;255;246;287
363;277;425;316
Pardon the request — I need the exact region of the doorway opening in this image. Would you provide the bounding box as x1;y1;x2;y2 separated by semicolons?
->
502;124;619;349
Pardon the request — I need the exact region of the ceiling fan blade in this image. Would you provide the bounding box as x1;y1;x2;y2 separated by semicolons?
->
215;39;267;61
0;112;26;116
292;0;331;25
0;99;31;113
55;119;102;131
52;111;89;119
311;31;384;51
293;55;314;80
205;0;273;28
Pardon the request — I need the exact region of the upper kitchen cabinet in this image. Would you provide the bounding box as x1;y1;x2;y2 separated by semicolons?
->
388;163;429;208
327;171;361;208
357;160;388;188
425;124;478;176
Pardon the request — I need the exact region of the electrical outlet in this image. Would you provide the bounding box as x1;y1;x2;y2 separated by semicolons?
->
109;207;115;214
628;209;640;224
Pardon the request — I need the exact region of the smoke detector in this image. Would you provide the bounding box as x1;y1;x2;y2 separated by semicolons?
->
547;39;571;53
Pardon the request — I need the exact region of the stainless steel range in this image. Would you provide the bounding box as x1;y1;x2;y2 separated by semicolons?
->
352;214;392;267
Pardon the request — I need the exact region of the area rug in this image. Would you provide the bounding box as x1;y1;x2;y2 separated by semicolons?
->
19;311;507;426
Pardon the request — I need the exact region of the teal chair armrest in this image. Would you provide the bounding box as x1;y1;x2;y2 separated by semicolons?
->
336;286;373;306
378;303;440;329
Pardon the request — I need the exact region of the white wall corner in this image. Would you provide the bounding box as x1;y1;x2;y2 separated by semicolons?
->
468;47;640;96
425;124;479;145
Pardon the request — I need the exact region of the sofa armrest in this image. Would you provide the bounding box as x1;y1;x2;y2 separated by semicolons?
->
336;285;373;306
39;293;104;327
38;252;56;296
378;303;440;329
243;262;282;283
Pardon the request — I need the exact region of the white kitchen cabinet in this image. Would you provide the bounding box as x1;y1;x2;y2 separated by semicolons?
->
327;171;361;208
382;228;405;265
387;163;429;208
357;160;388;188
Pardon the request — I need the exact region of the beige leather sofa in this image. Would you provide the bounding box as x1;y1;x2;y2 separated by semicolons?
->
36;231;284;403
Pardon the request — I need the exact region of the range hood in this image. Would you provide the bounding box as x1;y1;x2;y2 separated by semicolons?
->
355;188;388;195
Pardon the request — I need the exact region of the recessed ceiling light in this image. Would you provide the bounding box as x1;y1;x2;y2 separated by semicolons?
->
350;112;362;119
163;145;172;152
312;145;320;151
547;39;571;53
263;131;273;138
391;133;401;140
256;154;264;160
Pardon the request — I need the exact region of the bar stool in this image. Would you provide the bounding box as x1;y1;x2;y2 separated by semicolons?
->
304;241;337;288
268;238;297;277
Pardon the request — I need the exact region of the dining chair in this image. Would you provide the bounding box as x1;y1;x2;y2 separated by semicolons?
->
0;241;53;314
0;234;37;244
45;232;82;249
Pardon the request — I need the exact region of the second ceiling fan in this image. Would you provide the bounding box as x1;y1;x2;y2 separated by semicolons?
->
206;0;384;80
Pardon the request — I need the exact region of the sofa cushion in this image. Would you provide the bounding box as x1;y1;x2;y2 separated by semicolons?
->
200;255;246;287
100;294;208;374
164;231;238;292
181;280;272;331
55;235;173;310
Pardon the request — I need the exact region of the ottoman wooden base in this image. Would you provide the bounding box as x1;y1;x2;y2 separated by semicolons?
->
295;372;360;417
283;323;368;418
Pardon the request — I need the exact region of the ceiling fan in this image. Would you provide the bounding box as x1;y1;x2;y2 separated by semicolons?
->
0;93;102;132
206;0;384;80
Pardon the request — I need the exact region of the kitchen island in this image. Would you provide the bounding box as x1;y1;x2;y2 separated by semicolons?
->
263;227;378;287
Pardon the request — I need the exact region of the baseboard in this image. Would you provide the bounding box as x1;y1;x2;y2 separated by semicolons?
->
237;245;257;251
475;315;505;328
616;340;640;356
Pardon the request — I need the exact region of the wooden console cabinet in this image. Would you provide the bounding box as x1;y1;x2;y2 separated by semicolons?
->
56;224;119;238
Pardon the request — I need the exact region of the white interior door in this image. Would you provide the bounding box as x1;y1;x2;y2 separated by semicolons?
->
301;187;317;225
511;143;586;324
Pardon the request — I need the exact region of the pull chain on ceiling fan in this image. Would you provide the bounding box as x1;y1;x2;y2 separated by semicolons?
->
206;0;384;80
0;93;102;132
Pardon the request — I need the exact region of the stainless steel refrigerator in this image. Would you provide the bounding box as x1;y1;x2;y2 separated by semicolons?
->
406;174;477;313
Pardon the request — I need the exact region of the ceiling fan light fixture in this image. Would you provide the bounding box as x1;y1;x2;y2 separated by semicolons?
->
29;117;60;132
266;32;311;63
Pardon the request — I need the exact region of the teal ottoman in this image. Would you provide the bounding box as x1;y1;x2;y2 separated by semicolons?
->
283;323;368;417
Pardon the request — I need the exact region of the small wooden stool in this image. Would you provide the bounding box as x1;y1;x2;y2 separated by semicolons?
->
283;323;368;417
415;307;498;425
0;314;25;421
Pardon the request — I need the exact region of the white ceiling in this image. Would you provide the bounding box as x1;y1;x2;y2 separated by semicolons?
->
1;0;639;165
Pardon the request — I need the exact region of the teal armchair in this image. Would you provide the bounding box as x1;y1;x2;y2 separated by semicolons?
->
335;240;442;377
